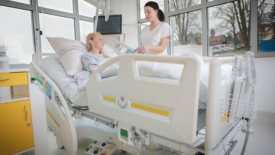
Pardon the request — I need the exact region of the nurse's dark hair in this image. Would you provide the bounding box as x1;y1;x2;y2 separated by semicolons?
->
144;1;165;22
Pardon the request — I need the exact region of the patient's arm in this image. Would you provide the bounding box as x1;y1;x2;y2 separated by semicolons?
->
89;65;98;74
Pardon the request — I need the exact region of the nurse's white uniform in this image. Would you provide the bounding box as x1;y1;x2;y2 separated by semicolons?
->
140;22;172;55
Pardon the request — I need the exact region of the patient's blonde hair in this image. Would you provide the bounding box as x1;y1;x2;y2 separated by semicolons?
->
86;32;108;58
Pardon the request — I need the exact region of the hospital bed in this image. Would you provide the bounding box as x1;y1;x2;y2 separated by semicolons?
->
30;51;258;155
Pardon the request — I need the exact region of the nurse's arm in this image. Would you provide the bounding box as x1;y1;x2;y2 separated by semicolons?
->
138;36;171;53
150;36;170;53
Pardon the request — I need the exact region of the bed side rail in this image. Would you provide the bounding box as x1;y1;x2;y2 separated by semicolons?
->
86;54;201;145
205;56;247;154
30;60;78;155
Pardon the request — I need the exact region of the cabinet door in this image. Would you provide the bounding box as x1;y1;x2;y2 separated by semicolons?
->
0;73;28;87
0;100;34;155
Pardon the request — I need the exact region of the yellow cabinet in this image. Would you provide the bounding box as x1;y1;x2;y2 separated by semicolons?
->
0;72;28;87
0;100;34;155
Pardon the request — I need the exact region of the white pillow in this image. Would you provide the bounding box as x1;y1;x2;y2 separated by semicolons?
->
103;44;118;58
46;37;88;76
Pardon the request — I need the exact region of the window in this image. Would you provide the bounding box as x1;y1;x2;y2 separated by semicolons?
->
38;0;73;13
79;0;103;17
0;6;34;64
169;0;201;11
39;13;75;53
79;0;97;17
0;0;97;67
138;0;269;57
139;0;164;19
208;1;251;56
10;0;30;4
140;22;150;31
79;20;94;43
170;10;202;56
258;0;275;53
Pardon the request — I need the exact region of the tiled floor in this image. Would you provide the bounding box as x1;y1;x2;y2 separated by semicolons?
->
24;112;275;155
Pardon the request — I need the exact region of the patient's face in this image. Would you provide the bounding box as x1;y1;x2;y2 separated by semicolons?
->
91;34;104;51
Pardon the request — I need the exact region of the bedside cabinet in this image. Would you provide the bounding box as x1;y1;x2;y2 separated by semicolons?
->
0;69;48;155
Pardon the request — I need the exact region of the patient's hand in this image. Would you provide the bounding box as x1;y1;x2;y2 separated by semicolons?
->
89;65;98;74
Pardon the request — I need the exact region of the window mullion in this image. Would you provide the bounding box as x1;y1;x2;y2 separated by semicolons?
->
74;0;80;40
201;0;208;56
33;0;42;55
251;0;257;56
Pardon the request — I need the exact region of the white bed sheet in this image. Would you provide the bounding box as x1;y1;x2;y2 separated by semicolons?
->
40;56;88;106
40;56;232;107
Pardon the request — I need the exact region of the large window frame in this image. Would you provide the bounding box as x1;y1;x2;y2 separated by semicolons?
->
138;0;275;57
0;0;95;68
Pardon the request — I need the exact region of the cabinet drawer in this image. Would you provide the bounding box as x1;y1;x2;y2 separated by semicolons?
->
0;72;28;87
0;100;34;155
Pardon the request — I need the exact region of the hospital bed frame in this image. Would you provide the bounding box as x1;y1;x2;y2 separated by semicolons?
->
30;53;257;155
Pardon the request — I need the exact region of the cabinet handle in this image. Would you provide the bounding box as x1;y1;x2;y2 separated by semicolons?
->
0;79;9;81
24;105;28;121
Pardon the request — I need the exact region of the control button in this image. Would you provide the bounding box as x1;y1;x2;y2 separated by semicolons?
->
102;142;106;147
85;148;90;152
93;150;98;154
94;140;98;144
108;146;114;150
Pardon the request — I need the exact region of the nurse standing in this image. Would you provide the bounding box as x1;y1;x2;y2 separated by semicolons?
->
137;1;172;55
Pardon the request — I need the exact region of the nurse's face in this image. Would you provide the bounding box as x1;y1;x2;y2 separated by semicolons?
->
144;6;158;22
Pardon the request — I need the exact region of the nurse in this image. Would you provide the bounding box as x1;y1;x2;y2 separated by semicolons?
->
137;1;172;55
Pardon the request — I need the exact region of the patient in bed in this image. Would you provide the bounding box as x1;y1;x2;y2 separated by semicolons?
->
82;32;109;74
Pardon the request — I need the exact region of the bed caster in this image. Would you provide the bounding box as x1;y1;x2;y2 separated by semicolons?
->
121;150;127;153
195;152;204;155
56;137;64;149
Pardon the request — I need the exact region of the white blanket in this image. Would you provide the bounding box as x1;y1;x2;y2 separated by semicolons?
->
73;59;232;104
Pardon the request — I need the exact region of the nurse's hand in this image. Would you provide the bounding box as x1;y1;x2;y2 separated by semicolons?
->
137;46;150;54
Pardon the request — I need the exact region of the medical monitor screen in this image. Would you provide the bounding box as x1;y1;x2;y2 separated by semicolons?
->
95;15;122;35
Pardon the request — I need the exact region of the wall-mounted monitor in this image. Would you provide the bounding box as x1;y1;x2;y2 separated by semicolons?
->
95;15;122;35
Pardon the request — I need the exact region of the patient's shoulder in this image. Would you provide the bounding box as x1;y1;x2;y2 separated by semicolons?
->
82;52;95;58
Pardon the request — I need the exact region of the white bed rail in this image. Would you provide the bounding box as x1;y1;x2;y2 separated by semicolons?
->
205;56;246;155
86;54;201;145
30;58;78;155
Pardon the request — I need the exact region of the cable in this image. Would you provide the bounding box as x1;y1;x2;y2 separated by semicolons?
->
114;34;126;47
32;77;43;86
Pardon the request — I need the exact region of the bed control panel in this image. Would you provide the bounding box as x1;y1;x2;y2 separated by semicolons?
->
84;141;115;155
117;123;134;146
245;51;257;87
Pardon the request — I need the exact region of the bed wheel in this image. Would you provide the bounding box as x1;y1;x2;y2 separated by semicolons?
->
56;137;64;149
195;152;204;155
121;150;127;153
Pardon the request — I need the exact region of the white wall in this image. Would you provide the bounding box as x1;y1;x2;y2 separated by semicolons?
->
255;57;275;113
118;0;139;49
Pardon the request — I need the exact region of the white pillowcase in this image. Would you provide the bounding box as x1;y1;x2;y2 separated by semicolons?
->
46;37;88;76
103;44;118;57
